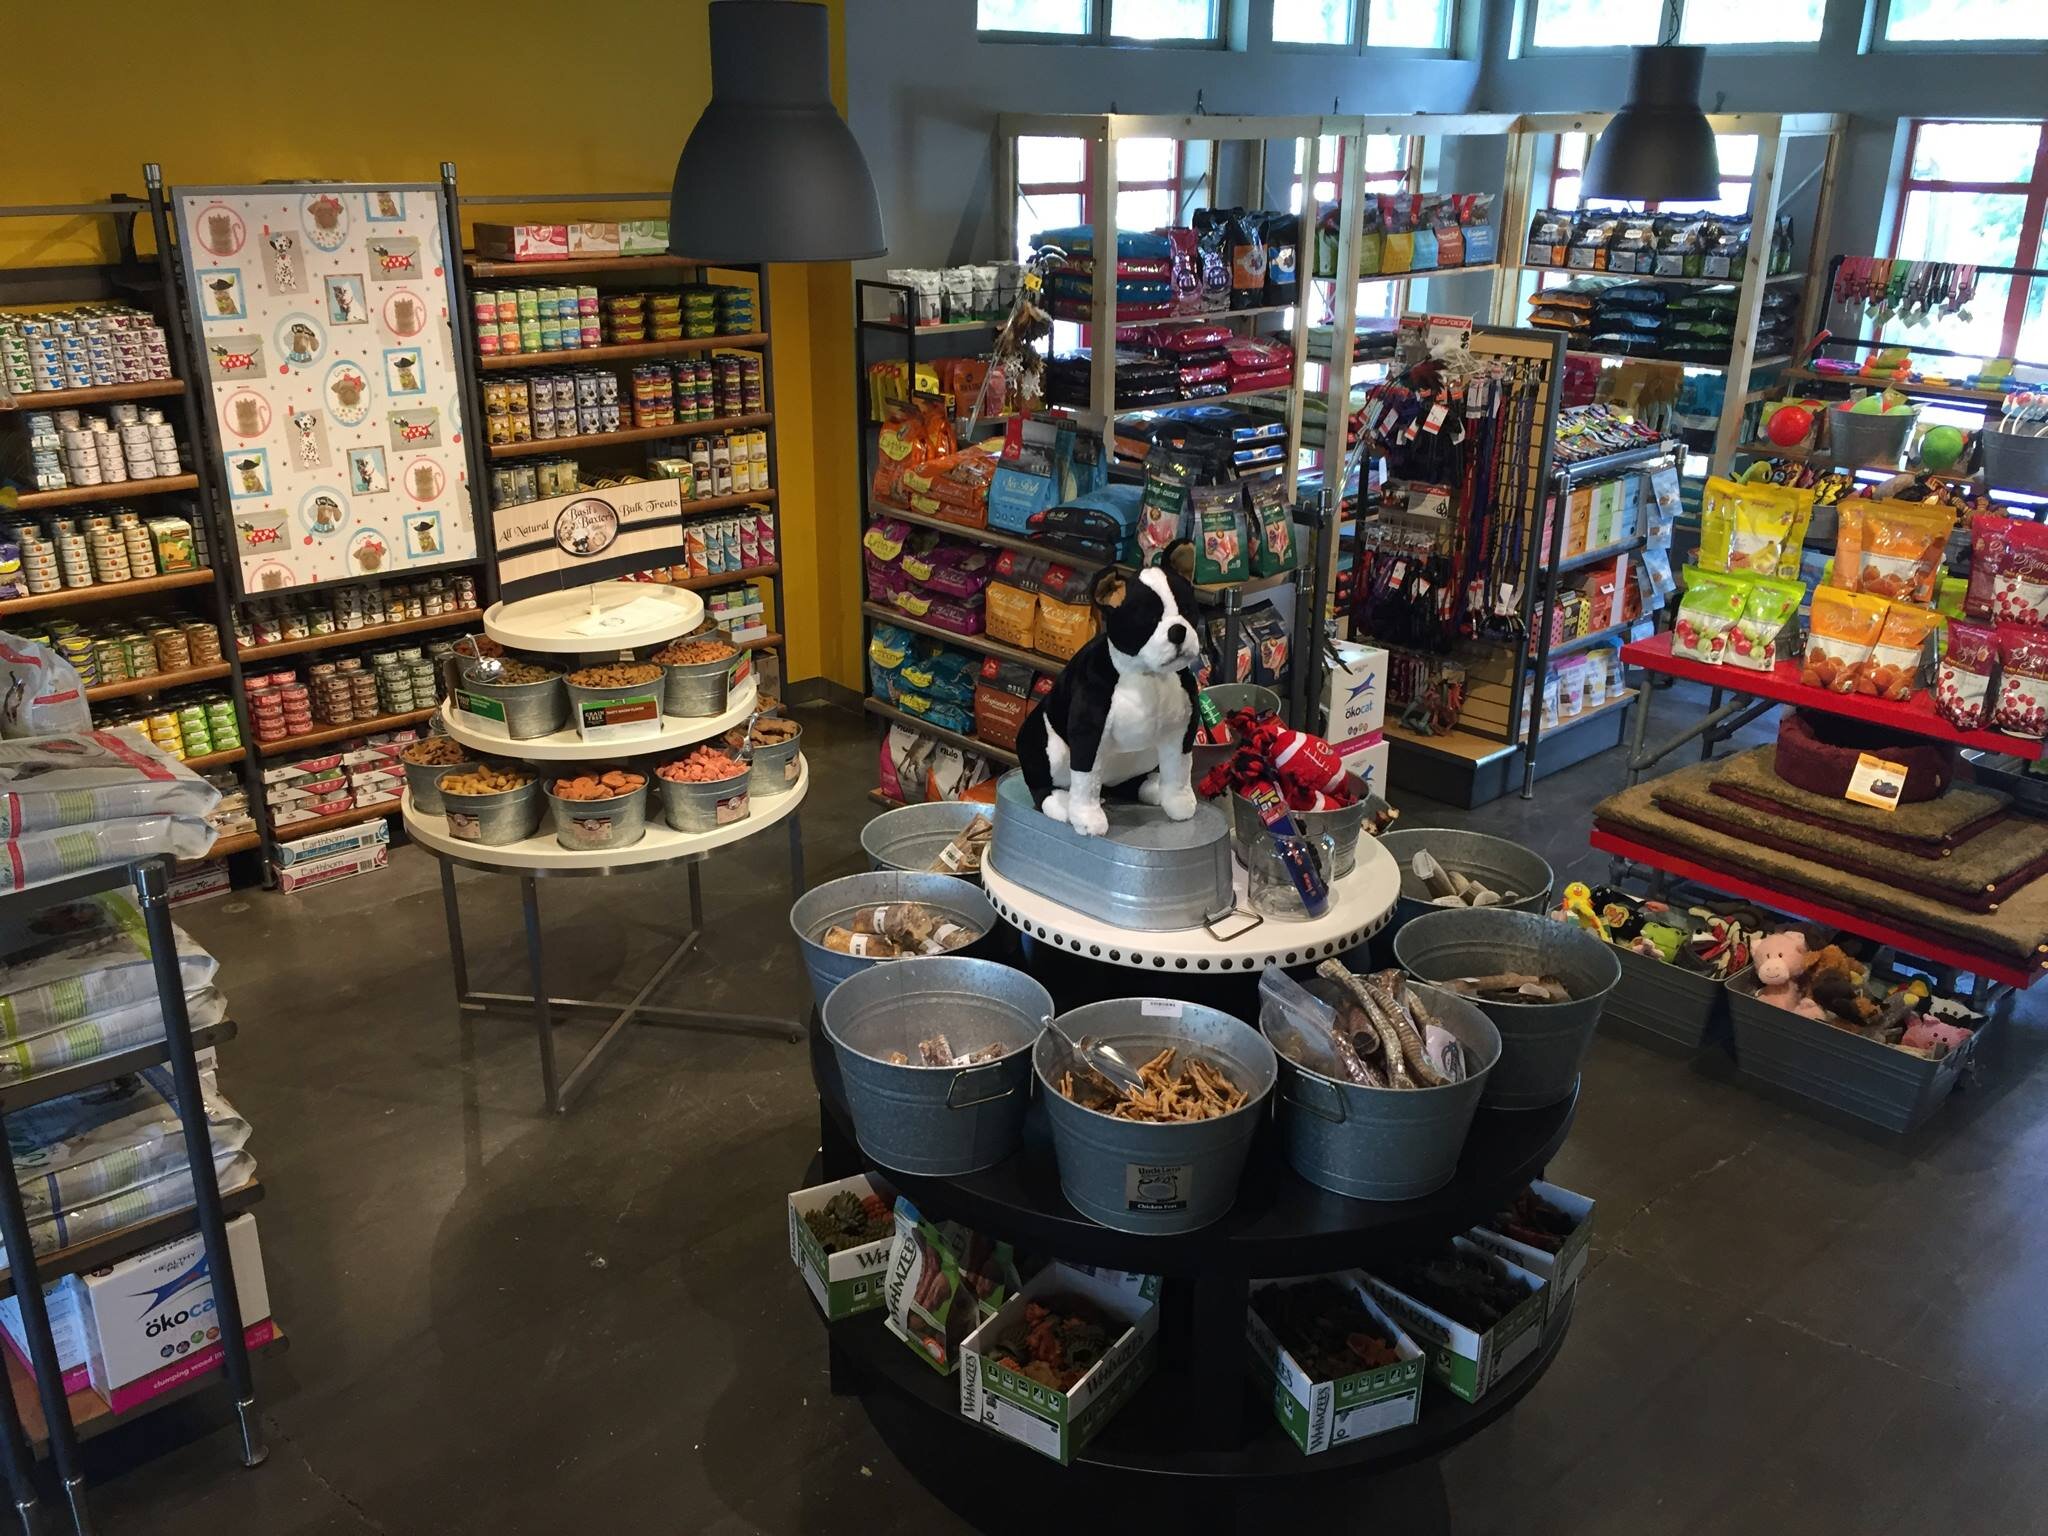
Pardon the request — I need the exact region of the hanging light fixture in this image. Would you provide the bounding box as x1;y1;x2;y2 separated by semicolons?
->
1580;1;1720;205
668;1;886;262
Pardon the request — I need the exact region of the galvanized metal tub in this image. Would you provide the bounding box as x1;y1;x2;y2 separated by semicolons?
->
1230;775;1374;879
862;800;987;873
400;746;477;815
1191;682;1284;783
790;871;999;1012
454;668;567;741
657;763;751;834
661;653;736;717
1262;980;1501;1202
822;956;1051;1175
1378;828;1555;932
989;770;1233;932
1035;997;1277;1234
1982;429;2048;496
1827;404;1916;470
1394;907;1619;1110
544;781;650;852
744;724;804;796
1603;936;1726;1051
438;777;544;847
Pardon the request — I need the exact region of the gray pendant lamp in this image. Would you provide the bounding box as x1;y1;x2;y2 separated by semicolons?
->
668;0;886;262
1580;43;1721;203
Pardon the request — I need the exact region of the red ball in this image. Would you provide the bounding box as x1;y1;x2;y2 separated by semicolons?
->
1767;404;1814;447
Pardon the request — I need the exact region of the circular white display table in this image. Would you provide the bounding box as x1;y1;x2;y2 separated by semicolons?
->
483;581;702;654
439;681;759;761
402;759;807;874
982;831;1399;974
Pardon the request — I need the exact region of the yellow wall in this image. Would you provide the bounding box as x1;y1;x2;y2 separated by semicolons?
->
2;0;861;688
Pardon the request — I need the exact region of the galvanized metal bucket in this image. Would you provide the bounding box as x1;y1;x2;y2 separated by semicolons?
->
744;725;804;796
862;800;987;873
1263;981;1501;1201
1603;933;1726;1051
401;750;477;815
658;765;751;834
1035;997;1277;1234
1191;682;1283;784
1827;404;1916;470
1230;775;1373;879
455;668;568;741
544;782;650;851
1982;429;2048;496
1378;828;1555;932
822;956;1051;1175
662;654;735;717
790;871;1000;1012
439;778;544;846
1393;907;1619;1111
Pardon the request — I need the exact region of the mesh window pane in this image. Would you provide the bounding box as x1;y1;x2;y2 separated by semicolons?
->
1117;138;1178;183
1117;188;1175;234
1274;0;1354;44
1910;122;2042;183
1531;0;1661;48
1887;0;2048;42
1111;0;1219;39
979;0;1090;33
1018;137;1086;186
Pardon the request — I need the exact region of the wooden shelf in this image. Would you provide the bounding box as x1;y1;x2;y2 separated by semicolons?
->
238;607;480;662
0;379;187;413
1566;350;1791;375
271;799;399;842
670;563;777;592
868;788;909;809
1781;365;2011;408
478;333;767;372
487;413;772;460
184;747;246;772
9;473;198;510
464;252;703;279
207;830;260;857
863;698;1019;768
85;662;230;703
255;706;435;757
678;488;776;516
741;632;783;653
0;567;217;618
6;1322;287;1453
862;602;1059;676
1511;263;1805;289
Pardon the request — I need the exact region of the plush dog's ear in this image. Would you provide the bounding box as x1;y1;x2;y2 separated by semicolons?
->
1091;567;1129;610
1161;539;1197;587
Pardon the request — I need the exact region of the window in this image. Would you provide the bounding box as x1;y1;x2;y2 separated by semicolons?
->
1271;0;1453;48
1012;136;1212;262
977;0;1223;42
1885;121;2048;362
1526;0;1821;49
1880;0;2048;45
1290;135;1416;328
1547;132;1759;220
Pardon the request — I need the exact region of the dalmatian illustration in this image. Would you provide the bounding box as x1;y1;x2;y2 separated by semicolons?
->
289;410;325;469
266;232;300;292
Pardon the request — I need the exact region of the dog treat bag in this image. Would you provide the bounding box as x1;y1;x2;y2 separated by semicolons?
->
1966;512;2012;620
1139;446;1197;561
1802;586;1890;693
1937;620;1998;731
1191;482;1250;585
1698;477;1807;581
1837;499;1954;606
1671;567;1748;664
1863;604;1941;701
1993;625;2048;738
1991;517;2048;627
1245;476;1296;577
1723;575;1804;672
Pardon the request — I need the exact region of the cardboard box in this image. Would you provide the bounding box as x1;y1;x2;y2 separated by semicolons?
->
1591;478;1623;549
274;843;387;893
1564;485;1592;558
1464;1181;1595;1323
473;223;569;262
787;1175;895;1321
167;864;231;906
566;221;621;256
82;1213;270;1412
1345;733;1390;801
275;817;390;868
1322;642;1388;754
618;218;671;255
1358;1239;1547;1404
959;1264;1160;1465
1246;1276;1425;1455
0;1277;90;1394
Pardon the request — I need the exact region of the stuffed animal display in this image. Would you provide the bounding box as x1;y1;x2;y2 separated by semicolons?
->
1746;931;1978;1060
1017;540;1204;838
1750;930;1824;1018
1550;883;1758;980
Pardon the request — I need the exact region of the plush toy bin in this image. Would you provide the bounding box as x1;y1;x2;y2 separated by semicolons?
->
1724;968;1987;1134
988;770;1233;931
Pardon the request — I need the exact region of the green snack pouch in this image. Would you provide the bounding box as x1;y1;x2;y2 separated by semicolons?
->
1672;567;1748;665
1724;575;1804;671
1244;476;1296;577
1191;482;1250;585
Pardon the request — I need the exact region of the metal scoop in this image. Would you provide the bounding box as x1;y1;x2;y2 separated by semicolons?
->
454;633;503;686
1045;1020;1147;1098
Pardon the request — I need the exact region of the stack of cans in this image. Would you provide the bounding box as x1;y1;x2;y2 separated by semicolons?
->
0;305;172;394
26;405;184;491
472;286;601;358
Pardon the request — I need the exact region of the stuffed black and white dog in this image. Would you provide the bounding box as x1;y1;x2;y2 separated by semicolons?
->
1017;541;1203;838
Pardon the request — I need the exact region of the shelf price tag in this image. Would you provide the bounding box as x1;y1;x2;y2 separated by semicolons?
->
1844;752;1908;812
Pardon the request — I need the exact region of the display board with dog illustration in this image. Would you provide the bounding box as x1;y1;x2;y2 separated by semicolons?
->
173;181;478;596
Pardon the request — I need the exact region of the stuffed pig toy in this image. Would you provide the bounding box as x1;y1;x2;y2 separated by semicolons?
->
1752;929;1824;1018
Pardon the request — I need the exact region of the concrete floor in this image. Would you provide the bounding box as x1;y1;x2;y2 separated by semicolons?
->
66;688;2047;1535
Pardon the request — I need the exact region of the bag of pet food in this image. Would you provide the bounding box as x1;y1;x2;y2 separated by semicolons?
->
0;729;218;834
879;726;934;804
1259;211;1298;307
1991;516;2048;627
1966;512;2012;620
1138;445;1197;562
1357;197;1384;276
1936;621;1998;731
883;1197;1017;1375
1802;586;1890;693
1992;625;2048;738
1190;482;1249;586
1244;606;1291;687
871;398;952;506
1723;575;1804;672
1206;616;1252;684
1698;477;1806;581
1838;500;1955;606
1379;195;1415;274
1671;567;1749;664
1863;604;1941;701
1245;476;1296;578
0;892;217;1042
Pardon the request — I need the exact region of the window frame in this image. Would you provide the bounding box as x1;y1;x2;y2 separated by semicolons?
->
1884;118;2048;358
1518;0;1824;55
977;0;1231;47
1012;137;1213;260
1869;0;2048;51
1267;0;1458;55
1543;130;1760;220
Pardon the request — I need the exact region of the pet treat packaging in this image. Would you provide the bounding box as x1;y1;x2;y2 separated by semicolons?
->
1245;1275;1424;1456
1836;500;1954;606
1671;567;1747;664
1966;512;2012;621
1863;604;1942;701
1033;564;1098;661
1698;477;1809;582
788;1175;896;1321
1992;625;2048;738
1245;476;1296;577
1723;575;1804;672
1802;587;1890;693
1191;482;1249;586
1935;621;1998;731
1138;446;1197;562
1991;517;2048;627
883;1197;1018;1376
0;636;92;740
1465;1181;1597;1325
1357;1239;1548;1405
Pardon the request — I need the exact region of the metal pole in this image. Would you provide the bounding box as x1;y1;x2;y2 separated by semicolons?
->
132;860;265;1470
0;1130;83;1532
1521;459;1570;799
439;860;471;1001
0;1373;39;1536
439;163;499;609
519;878;561;1114
786;812;805;896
